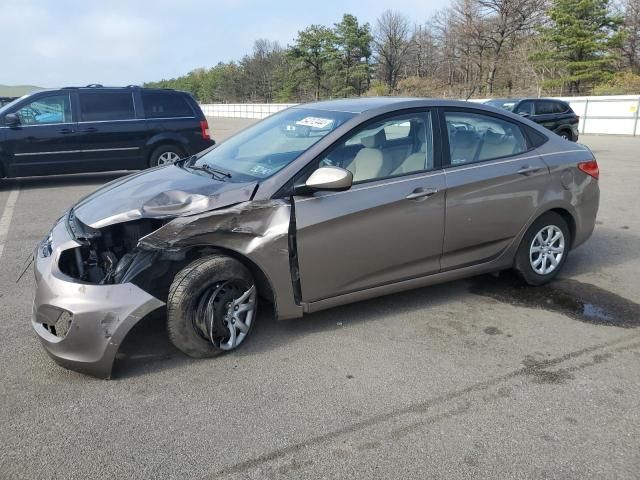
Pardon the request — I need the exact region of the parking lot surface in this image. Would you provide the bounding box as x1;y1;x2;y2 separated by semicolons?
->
1;121;639;479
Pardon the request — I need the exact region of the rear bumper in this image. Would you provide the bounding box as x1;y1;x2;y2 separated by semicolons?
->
32;220;164;378
573;178;600;249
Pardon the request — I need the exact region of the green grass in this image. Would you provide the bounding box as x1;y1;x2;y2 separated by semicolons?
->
0;84;45;97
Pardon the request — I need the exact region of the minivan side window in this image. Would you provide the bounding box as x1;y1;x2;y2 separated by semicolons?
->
142;92;194;118
15;95;72;125
79;92;135;122
445;111;527;165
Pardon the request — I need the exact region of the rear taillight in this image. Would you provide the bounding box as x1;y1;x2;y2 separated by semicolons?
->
578;160;599;180
200;120;210;140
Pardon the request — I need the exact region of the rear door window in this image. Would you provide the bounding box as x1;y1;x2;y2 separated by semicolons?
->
514;101;534;116
445;111;527;165
79;92;135;121
534;101;556;115
553;102;569;114
141;92;194;118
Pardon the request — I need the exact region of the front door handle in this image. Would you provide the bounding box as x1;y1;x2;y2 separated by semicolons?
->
518;165;542;176
406;187;438;200
58;128;74;134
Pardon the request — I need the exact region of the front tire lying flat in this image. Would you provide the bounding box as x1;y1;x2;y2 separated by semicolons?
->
513;212;570;286
167;255;257;358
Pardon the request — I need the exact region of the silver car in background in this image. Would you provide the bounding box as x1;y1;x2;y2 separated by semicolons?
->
32;98;600;378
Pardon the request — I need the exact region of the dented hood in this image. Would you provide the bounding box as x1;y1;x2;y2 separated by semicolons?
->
73;165;258;229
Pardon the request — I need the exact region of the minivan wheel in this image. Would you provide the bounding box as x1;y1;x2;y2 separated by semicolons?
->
149;144;185;167
167;255;257;358
513;212;570;286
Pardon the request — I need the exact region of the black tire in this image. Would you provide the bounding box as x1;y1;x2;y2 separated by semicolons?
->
167;255;257;358
513;212;571;286
558;129;573;141
148;144;185;168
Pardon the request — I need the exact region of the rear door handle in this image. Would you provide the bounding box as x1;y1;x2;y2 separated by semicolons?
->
81;127;98;133
58;128;74;134
518;165;542;176
406;187;438;200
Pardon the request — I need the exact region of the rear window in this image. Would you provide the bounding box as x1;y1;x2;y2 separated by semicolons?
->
142;92;194;118
535;101;557;115
553;102;569;114
79;92;135;121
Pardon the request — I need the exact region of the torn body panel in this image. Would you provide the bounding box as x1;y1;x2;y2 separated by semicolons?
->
32;220;164;379
137;199;302;320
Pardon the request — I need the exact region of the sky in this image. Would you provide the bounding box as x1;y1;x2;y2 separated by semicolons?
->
1;0;448;88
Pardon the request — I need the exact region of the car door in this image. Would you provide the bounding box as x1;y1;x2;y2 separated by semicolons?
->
1;92;80;176
75;89;147;172
441;109;549;270
292;110;446;303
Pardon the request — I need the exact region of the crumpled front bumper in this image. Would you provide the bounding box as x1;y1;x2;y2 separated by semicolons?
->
32;219;164;379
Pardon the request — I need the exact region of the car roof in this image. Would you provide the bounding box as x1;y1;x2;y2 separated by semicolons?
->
26;85;184;95
295;97;504;114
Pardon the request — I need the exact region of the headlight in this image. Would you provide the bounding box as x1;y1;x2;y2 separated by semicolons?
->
40;231;53;258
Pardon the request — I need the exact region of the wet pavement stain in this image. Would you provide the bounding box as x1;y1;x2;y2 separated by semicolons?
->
468;274;640;328
483;326;503;335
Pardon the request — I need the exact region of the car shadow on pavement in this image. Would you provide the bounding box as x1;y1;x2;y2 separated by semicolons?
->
0;171;132;191
112;280;467;379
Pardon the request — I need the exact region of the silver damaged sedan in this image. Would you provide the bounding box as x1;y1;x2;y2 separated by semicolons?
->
32;98;600;378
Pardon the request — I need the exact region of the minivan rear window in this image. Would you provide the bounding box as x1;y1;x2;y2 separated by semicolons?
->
79;92;135;121
142;92;194;118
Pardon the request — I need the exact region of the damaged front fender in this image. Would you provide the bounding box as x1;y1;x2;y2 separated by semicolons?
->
138;200;303;320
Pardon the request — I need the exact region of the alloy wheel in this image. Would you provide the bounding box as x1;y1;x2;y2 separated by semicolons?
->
192;280;257;350
157;151;181;165
529;225;565;275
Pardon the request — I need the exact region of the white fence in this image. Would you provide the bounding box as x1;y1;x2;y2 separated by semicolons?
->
200;103;296;119
201;95;640;135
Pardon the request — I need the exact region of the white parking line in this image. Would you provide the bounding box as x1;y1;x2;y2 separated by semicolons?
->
0;187;20;260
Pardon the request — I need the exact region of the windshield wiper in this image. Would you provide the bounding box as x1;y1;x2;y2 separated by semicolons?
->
188;163;232;181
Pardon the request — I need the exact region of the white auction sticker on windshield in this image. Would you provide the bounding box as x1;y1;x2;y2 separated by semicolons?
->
295;117;333;129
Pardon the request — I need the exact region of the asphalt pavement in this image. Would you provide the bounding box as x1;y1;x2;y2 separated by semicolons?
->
0;122;638;479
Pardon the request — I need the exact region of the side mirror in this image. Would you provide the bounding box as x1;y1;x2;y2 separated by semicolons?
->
295;166;353;195
518;112;530;118
4;113;20;127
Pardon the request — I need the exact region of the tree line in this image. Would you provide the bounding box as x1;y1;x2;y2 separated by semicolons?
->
145;0;640;102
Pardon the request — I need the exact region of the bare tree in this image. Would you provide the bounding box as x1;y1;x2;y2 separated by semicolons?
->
621;0;640;72
374;10;413;91
478;0;547;94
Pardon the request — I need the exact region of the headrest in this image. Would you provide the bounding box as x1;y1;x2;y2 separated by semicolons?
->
361;128;386;148
452;130;478;148
483;130;505;145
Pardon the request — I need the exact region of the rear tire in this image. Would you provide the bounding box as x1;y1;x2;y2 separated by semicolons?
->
167;255;257;358
513;212;571;286
149;144;185;168
558;130;573;141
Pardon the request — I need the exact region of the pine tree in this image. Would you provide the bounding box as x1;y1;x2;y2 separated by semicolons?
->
538;0;623;94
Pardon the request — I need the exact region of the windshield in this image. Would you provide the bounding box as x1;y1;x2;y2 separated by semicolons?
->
193;108;355;181
485;99;517;112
